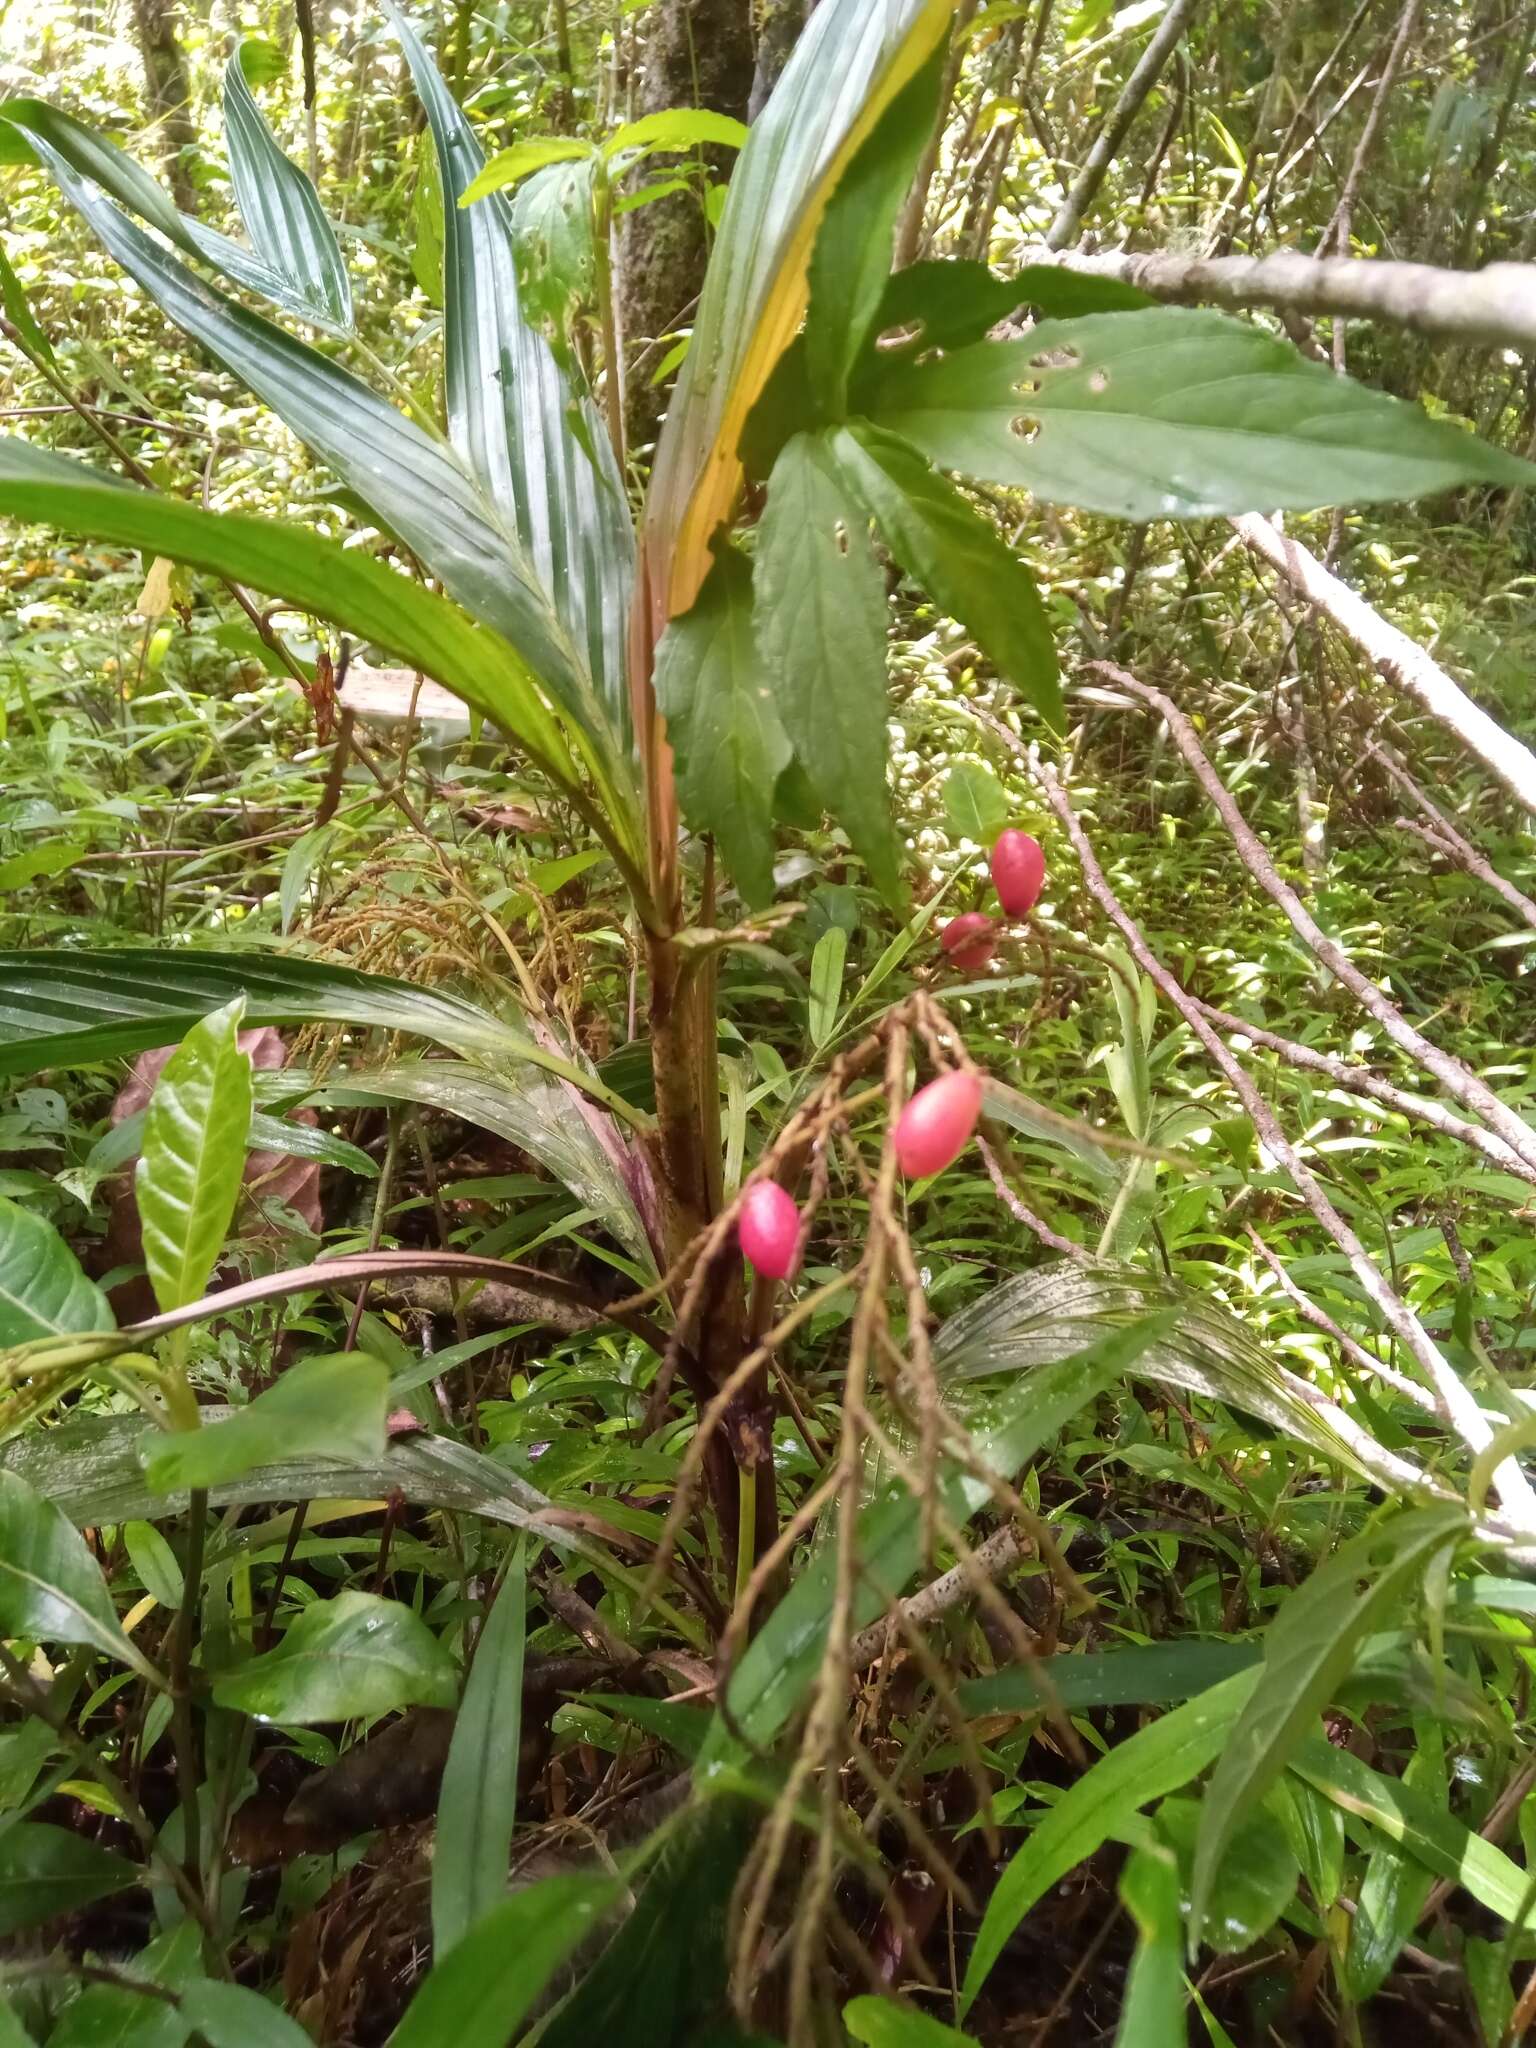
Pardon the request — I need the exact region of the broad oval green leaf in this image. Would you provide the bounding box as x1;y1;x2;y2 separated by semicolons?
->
432;1543;531;1955
0;1197;112;1346
862;307;1536;518
1157;1794;1299;1955
0;1823;136;1940
942;762;1010;847
212;1589;458;1724
0;1467;151;1677
139;1352;388;1495
386;1872;622;2048
1187;1505;1467;1948
135;998;253;1315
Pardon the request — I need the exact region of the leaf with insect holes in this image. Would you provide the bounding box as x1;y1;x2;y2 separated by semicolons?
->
0;1197;112;1347
802;50;944;418
861;307;1536;518
135;997;253;1313
755;431;902;902
654;545;790;910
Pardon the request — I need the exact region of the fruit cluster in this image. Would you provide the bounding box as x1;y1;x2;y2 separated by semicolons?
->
939;828;1045;971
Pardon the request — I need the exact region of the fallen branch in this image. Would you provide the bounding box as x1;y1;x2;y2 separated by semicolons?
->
1096;661;1536;1177
1368;742;1536;932
1232;515;1536;818
1188;995;1536;1188
1017;245;1536;354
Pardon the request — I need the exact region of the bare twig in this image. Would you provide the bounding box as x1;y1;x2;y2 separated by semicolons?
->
1097;662;1536;1176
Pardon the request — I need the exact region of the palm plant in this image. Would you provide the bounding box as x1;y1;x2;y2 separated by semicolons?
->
1;0;1532;2029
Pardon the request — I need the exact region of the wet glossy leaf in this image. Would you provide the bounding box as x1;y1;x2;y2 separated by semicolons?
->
0;1468;150;1676
1158;1794;1298;1954
140;1353;388;1494
0;1197;112;1347
212;1590;458;1724
135;998;252;1314
0;1823;135;1938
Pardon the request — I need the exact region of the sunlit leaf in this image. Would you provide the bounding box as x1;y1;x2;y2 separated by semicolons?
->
212;1590;458;1723
135;997;253;1314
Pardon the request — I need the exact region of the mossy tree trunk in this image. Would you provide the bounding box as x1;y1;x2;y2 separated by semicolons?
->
129;0;199;211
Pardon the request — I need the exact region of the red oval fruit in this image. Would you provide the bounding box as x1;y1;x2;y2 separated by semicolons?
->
739;1179;801;1280
940;911;998;971
893;1069;984;1179
992;829;1045;919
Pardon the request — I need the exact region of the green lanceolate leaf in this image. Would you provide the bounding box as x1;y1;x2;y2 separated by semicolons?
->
654;545;790;910
959;1668;1262;2014
1341;1723;1442;2002
220;44;352;332
433;1543;531;1954
538;1802;751;2048
462;137;592;203
212;1590;458;1724
0;238;55;366
1187;1504;1467;1948
1113;1844;1187;2047
1288;1735;1531;1923
0;1824;136;1939
0;1469;152;1677
0;440;586;799
135;998;253;1314
809;926;848;1047
755;430;902;901
604;108;750;158
178;1981;315;2048
845;1998;979;2046
829;420;1061;725
0;1198;112;1346
957;1639;1258;1716
392;7;634;761
387;1873;622;2048
140;1353;388;1494
802;51;944;418
861;307;1536;519
1157;1794;1299;1955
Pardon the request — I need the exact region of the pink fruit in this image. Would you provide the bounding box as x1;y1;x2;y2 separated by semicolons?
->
940;911;998;971
739;1179;801;1280
893;1069;984;1179
992;829;1045;919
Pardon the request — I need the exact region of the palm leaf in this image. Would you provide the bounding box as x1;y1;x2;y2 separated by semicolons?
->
390;8;634;757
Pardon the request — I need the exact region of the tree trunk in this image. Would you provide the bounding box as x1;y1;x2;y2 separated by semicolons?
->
618;0;756;458
130;0;199;212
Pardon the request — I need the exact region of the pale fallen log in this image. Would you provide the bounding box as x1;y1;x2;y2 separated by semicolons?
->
1020;244;1536;353
1233;513;1536;818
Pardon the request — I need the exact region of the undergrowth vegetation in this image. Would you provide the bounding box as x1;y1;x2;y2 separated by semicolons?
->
3;0;1536;2043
